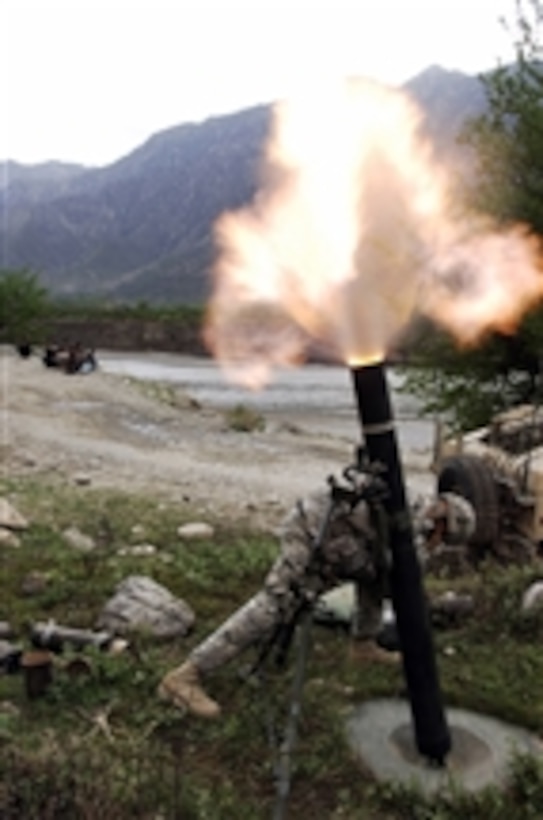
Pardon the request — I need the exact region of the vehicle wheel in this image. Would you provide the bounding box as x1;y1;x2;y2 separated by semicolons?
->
437;454;500;548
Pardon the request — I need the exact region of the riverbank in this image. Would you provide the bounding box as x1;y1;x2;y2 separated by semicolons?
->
2;348;436;529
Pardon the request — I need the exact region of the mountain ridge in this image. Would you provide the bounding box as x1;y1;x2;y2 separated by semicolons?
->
0;67;488;304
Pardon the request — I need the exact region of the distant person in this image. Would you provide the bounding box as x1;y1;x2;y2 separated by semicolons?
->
42;344;68;369
77;348;97;374
63;342;97;375
43;345;59;367
16;343;32;359
65;342;84;374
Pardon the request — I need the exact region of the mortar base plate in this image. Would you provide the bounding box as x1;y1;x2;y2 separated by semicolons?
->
346;698;543;794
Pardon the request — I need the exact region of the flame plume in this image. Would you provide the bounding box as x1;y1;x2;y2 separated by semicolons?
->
205;77;543;386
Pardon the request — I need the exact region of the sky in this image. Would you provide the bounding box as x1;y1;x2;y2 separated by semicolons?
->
2;0;516;168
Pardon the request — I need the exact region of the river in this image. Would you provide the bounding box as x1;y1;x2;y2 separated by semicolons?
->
99;351;437;473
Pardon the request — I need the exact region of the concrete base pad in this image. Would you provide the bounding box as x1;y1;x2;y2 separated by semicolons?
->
346;699;543;794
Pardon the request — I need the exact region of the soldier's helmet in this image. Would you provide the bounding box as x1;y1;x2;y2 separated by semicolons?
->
440;492;476;545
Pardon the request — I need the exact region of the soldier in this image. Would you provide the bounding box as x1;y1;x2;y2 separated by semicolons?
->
158;481;475;719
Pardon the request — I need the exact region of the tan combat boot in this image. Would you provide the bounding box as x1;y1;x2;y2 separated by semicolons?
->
158;660;221;719
350;639;401;665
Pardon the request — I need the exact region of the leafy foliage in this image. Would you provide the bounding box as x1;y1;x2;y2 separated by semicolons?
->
401;311;543;431
223;403;266;433
0;269;50;344
461;0;543;229
405;1;543;431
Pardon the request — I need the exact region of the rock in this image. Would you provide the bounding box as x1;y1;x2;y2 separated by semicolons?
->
20;571;49;596
108;638;130;655
97;575;195;639
0;498;29;530
117;543;157;556
177;522;215;540
131;524;146;537
0;700;20;717
62;526;96;552
0;528;21;548
73;473;92;486
521;581;543;613
20;453;37;468
430;590;475;627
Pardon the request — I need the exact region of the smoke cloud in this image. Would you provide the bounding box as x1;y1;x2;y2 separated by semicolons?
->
205;77;543;386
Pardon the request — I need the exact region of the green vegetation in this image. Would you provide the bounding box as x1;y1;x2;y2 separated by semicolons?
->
48;297;205;324
1;476;542;818
0;267;207;355
223;403;266;433
0;269;50;345
461;0;543;231
403;0;543;431
399;310;543;432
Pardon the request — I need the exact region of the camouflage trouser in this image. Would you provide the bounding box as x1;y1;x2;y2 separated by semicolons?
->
190;491;383;675
189;588;285;674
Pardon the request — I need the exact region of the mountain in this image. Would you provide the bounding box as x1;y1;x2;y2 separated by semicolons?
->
404;64;487;162
0;67;488;305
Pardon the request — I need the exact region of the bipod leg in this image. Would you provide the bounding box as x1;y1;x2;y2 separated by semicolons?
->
272;605;315;820
271;488;339;819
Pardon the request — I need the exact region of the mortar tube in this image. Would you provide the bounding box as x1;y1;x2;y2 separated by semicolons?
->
350;361;451;764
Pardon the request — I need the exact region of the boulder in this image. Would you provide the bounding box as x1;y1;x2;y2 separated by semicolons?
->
0;499;29;530
97;575;195;639
522;580;543;613
0;528;21;548
73;473;92;486
62;526;96;552
177;522;215;540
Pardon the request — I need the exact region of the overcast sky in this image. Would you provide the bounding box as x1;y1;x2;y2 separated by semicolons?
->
3;0;515;167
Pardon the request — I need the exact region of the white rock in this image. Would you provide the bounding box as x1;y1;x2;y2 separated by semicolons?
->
0;528;21;548
0;498;29;530
177;522;215;540
131;524;146;537
97;575;195;638
62;526;96;552
522;581;543;612
118;544;156;557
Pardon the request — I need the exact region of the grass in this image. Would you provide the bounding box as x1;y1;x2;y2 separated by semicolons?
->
1;475;543;818
223;403;266;433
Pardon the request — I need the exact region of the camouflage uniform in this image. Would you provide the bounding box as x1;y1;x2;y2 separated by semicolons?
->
188;488;475;675
159;486;475;717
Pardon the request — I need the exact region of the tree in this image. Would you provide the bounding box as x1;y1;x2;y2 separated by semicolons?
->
401;312;543;432
0;269;50;345
402;0;543;432
462;0;543;230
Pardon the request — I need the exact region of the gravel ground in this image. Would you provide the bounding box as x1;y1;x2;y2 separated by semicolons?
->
1;347;437;529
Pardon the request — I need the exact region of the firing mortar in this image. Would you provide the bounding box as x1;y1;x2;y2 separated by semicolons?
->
350;361;451;765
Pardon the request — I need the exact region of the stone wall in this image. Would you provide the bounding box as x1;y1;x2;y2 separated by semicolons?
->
44;317;207;355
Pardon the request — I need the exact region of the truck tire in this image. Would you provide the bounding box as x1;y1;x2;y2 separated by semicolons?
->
437;454;500;548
